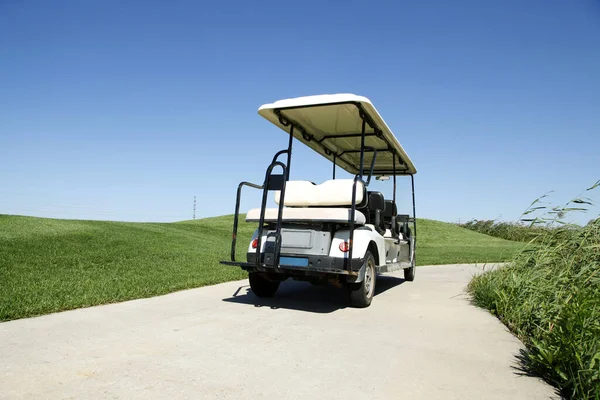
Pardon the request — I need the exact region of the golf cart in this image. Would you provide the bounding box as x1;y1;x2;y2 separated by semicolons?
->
221;94;417;307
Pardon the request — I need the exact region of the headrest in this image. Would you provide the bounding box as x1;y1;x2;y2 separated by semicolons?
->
383;200;397;217
367;191;385;212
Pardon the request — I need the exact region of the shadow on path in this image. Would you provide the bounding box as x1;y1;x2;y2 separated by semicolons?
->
222;274;405;314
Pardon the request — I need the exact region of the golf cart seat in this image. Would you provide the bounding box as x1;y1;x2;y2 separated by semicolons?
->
273;179;365;207
245;207;366;225
383;200;398;237
246;179;367;225
364;191;386;235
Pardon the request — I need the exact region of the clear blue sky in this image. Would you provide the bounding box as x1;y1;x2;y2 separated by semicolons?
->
1;0;599;224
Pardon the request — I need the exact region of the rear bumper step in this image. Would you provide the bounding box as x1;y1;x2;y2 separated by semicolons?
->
220;254;363;276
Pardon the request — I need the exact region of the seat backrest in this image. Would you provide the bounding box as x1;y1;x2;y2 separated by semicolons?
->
397;214;410;237
366;191;386;234
382;200;397;219
382;200;398;234
274;179;365;207
367;192;385;214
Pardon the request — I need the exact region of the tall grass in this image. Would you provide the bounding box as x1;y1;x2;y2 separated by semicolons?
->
459;219;552;242
468;181;600;399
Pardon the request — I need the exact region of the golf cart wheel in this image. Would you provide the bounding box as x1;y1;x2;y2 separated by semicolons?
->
404;262;415;281
348;251;376;308
249;272;280;297
404;233;416;282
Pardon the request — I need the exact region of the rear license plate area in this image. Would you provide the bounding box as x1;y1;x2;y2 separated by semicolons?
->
281;230;313;249
279;257;309;267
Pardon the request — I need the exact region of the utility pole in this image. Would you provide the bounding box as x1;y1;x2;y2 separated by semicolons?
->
193;196;196;220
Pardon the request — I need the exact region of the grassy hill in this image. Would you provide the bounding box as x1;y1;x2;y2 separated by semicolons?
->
0;214;523;321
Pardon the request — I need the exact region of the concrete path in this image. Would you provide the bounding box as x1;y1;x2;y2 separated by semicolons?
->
0;264;557;399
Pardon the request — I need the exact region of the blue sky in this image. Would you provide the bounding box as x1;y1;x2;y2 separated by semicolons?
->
1;0;599;224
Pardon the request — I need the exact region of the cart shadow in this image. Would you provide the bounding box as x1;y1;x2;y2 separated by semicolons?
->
375;275;406;295
222;275;405;314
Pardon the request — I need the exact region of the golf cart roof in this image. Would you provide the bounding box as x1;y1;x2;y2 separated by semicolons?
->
258;94;416;176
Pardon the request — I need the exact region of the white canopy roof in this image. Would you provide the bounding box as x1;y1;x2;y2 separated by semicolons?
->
258;94;416;176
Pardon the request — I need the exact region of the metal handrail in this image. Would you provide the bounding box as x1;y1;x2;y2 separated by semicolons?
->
271;149;289;165
230;181;263;262
255;161;287;269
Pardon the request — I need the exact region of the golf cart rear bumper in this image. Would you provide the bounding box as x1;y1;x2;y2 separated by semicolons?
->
220;253;363;276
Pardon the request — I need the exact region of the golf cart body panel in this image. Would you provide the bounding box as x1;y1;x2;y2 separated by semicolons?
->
220;94;418;306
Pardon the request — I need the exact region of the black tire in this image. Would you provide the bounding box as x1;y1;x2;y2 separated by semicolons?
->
404;263;415;281
404;235;416;282
348;251;376;308
249;272;280;297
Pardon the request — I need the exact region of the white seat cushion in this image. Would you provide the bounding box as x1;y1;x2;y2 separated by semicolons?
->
274;179;364;207
384;228;405;240
246;207;366;225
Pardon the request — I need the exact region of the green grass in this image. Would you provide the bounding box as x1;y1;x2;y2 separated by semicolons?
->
0;214;522;321
416;218;523;265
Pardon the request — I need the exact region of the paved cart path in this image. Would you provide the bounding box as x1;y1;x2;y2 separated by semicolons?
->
0;264;557;400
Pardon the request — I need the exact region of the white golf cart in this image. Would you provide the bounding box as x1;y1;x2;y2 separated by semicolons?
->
221;94;417;307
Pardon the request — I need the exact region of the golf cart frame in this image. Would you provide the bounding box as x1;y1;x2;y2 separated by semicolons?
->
221;94;417;307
